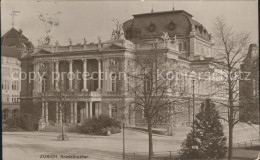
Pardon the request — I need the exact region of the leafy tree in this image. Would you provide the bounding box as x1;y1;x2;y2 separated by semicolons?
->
179;98;227;160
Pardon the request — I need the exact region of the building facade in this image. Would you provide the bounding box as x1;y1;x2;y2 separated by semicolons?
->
1;28;34;121
239;44;259;124
20;9;228;130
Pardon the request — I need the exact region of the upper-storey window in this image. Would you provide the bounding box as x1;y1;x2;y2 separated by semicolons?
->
42;76;47;92
2;94;10;103
2;80;10;90
12;81;19;91
183;41;187;51
179;43;182;51
2;67;10;76
111;73;117;91
144;75;151;92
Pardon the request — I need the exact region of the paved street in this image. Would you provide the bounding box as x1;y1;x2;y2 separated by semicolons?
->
3;123;258;160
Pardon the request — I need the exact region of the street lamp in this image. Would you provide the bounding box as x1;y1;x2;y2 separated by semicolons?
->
192;79;195;136
189;71;196;158
122;116;126;160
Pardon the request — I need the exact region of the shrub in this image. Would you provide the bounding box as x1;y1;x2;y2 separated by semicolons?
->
81;114;121;135
3;117;25;131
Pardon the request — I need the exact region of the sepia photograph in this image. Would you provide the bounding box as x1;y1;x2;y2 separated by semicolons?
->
1;0;259;160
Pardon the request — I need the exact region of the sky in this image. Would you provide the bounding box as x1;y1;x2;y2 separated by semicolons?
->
1;0;258;46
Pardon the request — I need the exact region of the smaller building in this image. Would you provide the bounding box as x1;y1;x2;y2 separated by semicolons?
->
1;27;34;121
1;46;22;120
239;44;259;124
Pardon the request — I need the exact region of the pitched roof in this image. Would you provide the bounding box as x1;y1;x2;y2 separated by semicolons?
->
2;27;28;40
1;46;22;59
1;27;34;49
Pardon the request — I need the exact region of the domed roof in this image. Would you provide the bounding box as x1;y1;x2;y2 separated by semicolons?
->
123;10;211;42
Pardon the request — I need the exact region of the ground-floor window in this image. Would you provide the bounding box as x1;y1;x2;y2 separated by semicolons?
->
2;109;9;120
12;109;19;119
111;104;117;118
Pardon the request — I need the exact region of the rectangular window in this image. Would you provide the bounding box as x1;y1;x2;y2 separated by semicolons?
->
141;108;145;118
144;68;152;92
111;106;117;118
179;43;182;51
183;41;187;50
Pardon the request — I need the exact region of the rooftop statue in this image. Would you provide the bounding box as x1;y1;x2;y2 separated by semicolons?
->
83;38;87;45
161;32;171;43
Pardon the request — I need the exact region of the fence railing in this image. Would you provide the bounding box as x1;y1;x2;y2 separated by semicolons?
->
125;151;179;160
236;139;260;149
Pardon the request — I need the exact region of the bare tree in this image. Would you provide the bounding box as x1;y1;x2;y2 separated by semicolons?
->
212;17;250;160
125;41;185;159
55;81;71;140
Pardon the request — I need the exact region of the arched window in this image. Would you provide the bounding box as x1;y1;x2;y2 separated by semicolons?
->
111;73;117;91
12;109;19;119
2;109;9;120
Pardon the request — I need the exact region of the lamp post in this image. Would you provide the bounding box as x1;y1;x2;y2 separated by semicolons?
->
122;117;126;160
192;79;195;137
123;122;125;160
191;76;196;158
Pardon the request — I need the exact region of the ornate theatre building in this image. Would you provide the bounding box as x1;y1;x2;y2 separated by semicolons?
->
20;9;228;130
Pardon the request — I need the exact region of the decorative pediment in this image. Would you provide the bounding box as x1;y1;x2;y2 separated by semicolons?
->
33;49;53;56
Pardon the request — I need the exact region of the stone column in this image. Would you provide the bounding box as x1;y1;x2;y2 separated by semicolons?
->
68;60;74;92
41;102;45;119
70;102;74;124
80;107;84;123
108;104;112;118
36;62;40;93
85;102;89;119
95;103;99;118
82;59;88;91
89;101;92;118
83;106;85;120
59;103;62;123
97;58;101;91
74;102;77;123
45;102;48;124
33;61;37;92
55;61;60;91
98;102;102;116
51;61;55;91
56;102;59;123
